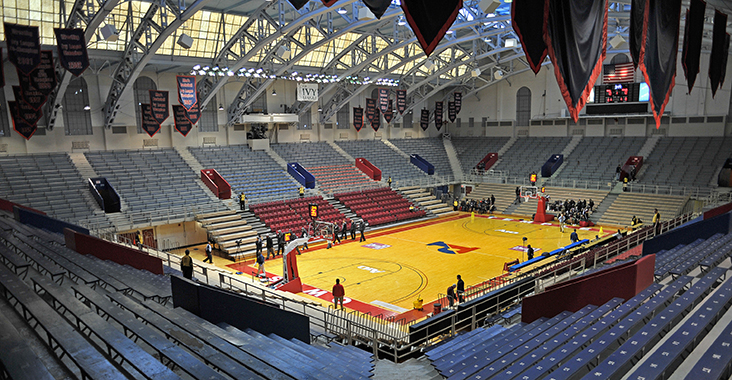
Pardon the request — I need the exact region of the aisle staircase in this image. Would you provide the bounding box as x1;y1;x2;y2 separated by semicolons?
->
442;138;464;181
398;187;456;217
196;210;260;259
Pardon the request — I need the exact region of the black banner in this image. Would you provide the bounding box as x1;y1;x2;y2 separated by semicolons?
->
10;89;43;125
366;98;376;123
681;0;705;93
401;0;462;56
435;101;443;128
0;49;4;88
448;101;456;122
420;109;429;131
372;108;381;131
14;82;46;112
454;92;462;114
177;75;197;110
629;0;646;69
353;107;364;131
363;0;391;19
172;105;193;136
396;89;407;114
149;90;169;125
8;101;37;140
4;23;41;76
287;0;308;9
709;10;728;98
378;88;389;113
54;28;88;77
140;104;161;137
383;100;394;124
322;0;337;6
511;0;547;74
30;50;56;96
185;100;201;125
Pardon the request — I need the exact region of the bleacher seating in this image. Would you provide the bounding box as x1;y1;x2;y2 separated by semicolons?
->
509;187;609;219
598;192;688;227
553;137;645;183
452;136;510;173
491;137;572;178
0;153;112;229
334;188;425;226
639;136;732;188
85;149;225;218
249;196;347;233
464;183;517;214
307;165;381;194
334;139;431;184
189;144;304;203
390;138;455;178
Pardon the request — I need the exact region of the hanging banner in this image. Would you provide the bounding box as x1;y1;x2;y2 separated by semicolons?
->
420;109;429;131
454;92;462;114
287;0;308;10
30;50;56;96
54;28;89;77
448;101;456;122
149;90;170;125
140;104;161;137
322;0;337;6
0;49;5;88
435;101;443;128
363;0;391;19
709;10;728;98
353;107;364;131
297;83;318;101
8;101;37;140
172;105;193;136
681;0;706;93
10;87;43;125
372;108;381;131
629;0;646;69
365;98;376;123
177;75;197;110
13;83;46;112
396;89;407;114
512;0;548;74
185;100;201;125
401;0;462;56
4;23;41;76
383;100;394;124
378;88;389;113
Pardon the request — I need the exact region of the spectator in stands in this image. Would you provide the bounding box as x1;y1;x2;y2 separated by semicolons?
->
653;209;661;235
615;164;621;181
526;245;534;260
266;234;274;259
299;186;305;197
332;279;345;310
456;275;465;303
341;220;349;241
447;284;457;307
630;165;637;181
491;194;496;209
136;230;144;250
334;223;341;244
181;250;193;279
388;176;392;187
350;220;357;240
239;192;246;210
453;199;458;211
277;230;285;256
623;176;629;191
255;234;262;256
359;221;366;242
570;230;579;243
204;242;213;264
256;250;265;277
589;199;594;210
631;215;640;226
515;186;521;204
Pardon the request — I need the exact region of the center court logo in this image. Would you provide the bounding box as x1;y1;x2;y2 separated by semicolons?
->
427;241;479;255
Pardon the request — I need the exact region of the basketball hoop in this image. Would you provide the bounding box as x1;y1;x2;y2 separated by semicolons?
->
520;186;539;201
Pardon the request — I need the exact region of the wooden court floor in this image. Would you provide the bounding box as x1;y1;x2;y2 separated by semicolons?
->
229;212;607;318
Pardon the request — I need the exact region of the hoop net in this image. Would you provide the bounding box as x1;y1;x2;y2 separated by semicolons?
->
520;186;539;201
312;220;335;241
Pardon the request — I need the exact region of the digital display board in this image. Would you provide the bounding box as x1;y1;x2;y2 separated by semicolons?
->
591;83;649;104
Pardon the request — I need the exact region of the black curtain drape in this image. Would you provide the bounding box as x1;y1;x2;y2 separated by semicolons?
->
544;0;608;122
512;0;547;74
401;0;462;56
639;0;682;128
709;10;729;98
364;0;391;19
629;0;646;69
681;0;706;93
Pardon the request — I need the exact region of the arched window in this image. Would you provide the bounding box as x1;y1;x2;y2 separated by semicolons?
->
63;77;93;135
199;94;218;132
611;53;630;64
516;87;531;126
133;77;156;134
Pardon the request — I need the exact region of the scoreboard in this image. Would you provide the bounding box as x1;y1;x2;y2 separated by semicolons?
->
591;83;649;104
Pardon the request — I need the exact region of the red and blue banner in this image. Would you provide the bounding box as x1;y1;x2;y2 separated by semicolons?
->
140;103;161;137
396;89;407;114
7;101;37;140
176;75;197;110
353;106;364;131
54;28;89;77
172;105;193;136
378;88;389;113
149;90;169;125
4;23;41;76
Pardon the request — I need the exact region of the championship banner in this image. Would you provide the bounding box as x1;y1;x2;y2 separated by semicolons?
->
149;90;169;125
185;100;201;125
13;83;46;112
365;98;376;123
378;88;389;113
353;106;364;131
396;89;407;114
435;101;443;127
4;23;41;76
0;49;5;88
709;10;728;98
177;75;197;110
401;0;462;56
448;101;456;122
8;101;37;140
297;83;318;101
30;51;56;96
140;104;161;137
10;88;43;125
172;105;193;136
454;92;462;113
383;100;394;124
420;109;429;131
681;0;706;93
54;28;89;77
371;108;381;131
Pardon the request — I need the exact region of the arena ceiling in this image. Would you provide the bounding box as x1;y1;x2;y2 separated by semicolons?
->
2;0;732;128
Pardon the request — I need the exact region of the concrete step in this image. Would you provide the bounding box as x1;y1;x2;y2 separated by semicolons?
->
211;225;254;236
200;214;242;225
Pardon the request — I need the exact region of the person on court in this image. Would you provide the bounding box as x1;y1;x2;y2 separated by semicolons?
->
203;242;213;264
277;230;285;256
558;213;566;233
334;223;341;244
341;220;349;241
256;250;266;277
359;221;366;242
570;230;579;243
350;220;357;240
526;245;534;260
332;279;345;310
181;250;193;279
456;275;465;303
266;234;274;259
255;234;262;256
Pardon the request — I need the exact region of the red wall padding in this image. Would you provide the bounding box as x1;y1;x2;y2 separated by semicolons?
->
521;254;655;323
64;228;164;275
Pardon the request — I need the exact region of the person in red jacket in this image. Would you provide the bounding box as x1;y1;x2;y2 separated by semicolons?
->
332;278;345;310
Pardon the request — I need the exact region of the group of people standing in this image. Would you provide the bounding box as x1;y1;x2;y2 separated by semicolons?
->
549;198;595;225
331;219;366;245
454;195;496;214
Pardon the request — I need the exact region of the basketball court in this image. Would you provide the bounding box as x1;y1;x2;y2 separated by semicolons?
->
228;211;609;320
